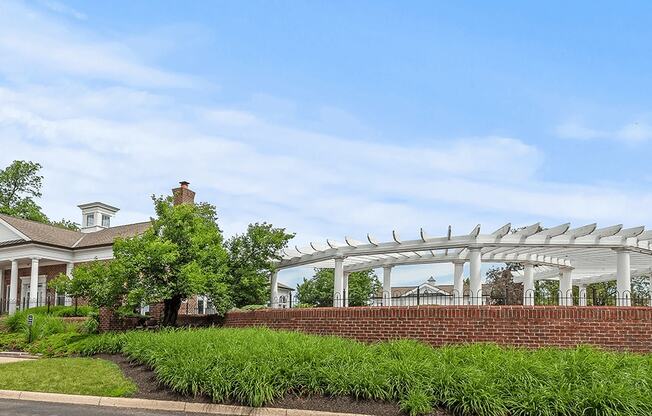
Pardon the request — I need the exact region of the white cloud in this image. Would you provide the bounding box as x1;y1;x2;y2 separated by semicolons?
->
557;120;652;143
38;0;87;20
0;2;195;88
2;1;652;288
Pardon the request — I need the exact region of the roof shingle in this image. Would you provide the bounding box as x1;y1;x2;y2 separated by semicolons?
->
0;214;150;249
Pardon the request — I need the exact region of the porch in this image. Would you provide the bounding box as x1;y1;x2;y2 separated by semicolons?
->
0;259;73;314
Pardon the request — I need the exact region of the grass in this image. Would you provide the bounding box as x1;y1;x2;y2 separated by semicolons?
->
0;357;136;397
76;327;652;416
0;306;97;351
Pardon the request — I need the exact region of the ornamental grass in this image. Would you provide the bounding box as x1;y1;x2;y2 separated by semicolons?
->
78;327;652;416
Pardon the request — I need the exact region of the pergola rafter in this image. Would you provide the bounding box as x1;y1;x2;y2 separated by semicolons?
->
270;222;652;308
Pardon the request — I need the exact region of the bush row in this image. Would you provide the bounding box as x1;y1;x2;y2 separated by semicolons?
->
74;327;652;416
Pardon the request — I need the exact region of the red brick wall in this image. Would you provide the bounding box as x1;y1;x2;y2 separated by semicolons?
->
222;305;652;352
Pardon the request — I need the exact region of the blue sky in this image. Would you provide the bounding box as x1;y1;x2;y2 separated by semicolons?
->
1;1;652;287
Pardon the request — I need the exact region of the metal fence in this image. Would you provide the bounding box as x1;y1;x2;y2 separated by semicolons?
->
271;288;652;308
0;294;82;315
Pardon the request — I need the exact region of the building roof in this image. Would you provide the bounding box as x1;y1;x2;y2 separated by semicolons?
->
378;281;492;297
74;222;152;248
277;282;295;291
0;214;150;249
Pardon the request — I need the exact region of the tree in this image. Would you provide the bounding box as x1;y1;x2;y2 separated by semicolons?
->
297;268;381;307
226;223;294;307
0;160;79;230
54;196;231;326
484;263;523;304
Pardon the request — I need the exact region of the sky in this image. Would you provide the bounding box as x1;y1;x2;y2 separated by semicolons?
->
2;0;652;288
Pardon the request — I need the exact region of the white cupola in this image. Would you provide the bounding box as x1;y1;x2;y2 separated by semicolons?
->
78;202;119;233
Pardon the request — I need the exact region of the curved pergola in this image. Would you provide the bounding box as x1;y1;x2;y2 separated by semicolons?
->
271;223;652;308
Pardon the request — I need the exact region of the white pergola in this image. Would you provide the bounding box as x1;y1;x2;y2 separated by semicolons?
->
271;222;652;308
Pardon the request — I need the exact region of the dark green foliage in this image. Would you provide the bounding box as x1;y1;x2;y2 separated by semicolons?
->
297;268;381;306
55;196;231;326
226;223;294;307
72;327;652;416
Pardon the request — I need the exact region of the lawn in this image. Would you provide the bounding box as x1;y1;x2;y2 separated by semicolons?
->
0;357;136;397
73;327;652;416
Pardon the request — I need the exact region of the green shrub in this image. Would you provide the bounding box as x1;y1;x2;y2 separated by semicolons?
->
102;328;652;416
0;332;28;351
73;332;127;356
27;332;90;357
241;304;267;311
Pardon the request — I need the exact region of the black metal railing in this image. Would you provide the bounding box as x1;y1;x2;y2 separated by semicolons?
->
270;288;652;309
0;294;80;315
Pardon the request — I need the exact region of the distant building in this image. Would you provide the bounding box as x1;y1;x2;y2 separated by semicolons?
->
374;277;492;306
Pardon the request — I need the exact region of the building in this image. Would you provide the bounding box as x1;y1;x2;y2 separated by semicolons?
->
276;282;294;308
373;277;492;306
0;182;290;315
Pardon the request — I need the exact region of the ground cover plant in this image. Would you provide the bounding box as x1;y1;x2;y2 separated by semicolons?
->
0;306;98;354
0;357;136;397
77;327;652;416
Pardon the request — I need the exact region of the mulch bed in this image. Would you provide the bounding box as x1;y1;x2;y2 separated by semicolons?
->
96;354;450;416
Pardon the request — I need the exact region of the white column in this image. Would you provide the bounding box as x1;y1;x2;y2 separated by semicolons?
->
64;262;74;306
8;260;18;314
616;250;631;307
29;257;39;308
0;266;4;313
333;257;344;307
270;271;279;308
522;263;535;306
559;267;573;306
578;284;587;307
469;248;482;305
343;271;350;307
382;266;392;306
453;261;464;305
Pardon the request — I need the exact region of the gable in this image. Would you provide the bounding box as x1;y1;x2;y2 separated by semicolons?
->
0;221;25;243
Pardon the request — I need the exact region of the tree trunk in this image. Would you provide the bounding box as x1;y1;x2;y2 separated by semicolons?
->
161;295;182;327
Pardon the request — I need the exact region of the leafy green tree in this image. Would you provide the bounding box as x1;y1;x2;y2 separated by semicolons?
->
226;223;294;307
54;196;230;326
297;268;381;307
0;160;47;222
0;160;79;230
484;263;524;304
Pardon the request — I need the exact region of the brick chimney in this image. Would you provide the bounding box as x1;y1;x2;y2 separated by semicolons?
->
172;181;196;206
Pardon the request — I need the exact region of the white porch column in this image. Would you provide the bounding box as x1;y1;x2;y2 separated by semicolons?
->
333;257;344;307
523;263;535;306
469;248;482;305
29;257;40;308
270;271;279;309
382;266;392;306
453;261;464;305
0;266;4;313
616;250;631;307
343;271;350;307
559;267;573;306
8;259;18;314
64;262;74;305
578;284;587;307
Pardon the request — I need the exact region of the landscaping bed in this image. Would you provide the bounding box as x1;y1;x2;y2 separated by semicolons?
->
4;312;652;416
75;327;652;416
99;353;419;416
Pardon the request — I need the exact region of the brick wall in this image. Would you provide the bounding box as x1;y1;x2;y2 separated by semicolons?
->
98;307;142;332
223;305;652;352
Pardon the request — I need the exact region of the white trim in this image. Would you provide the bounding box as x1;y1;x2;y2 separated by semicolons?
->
0;218;30;241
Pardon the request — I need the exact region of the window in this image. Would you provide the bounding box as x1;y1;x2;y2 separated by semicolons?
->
85;214;95;227
102;214;110;227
